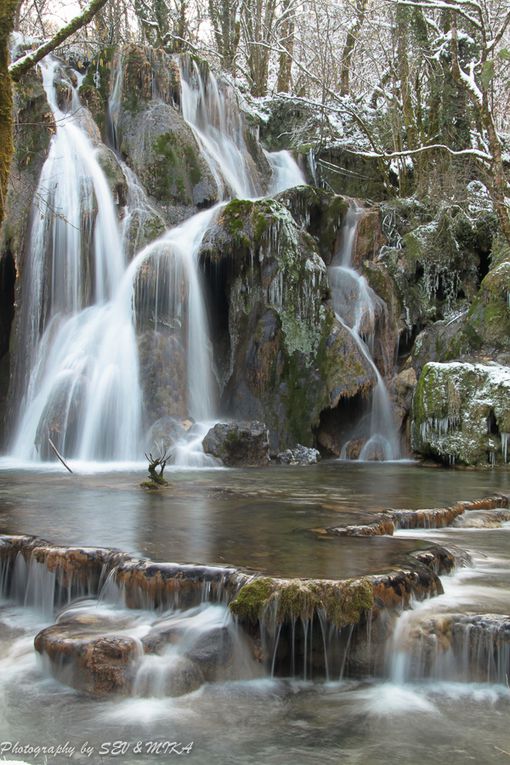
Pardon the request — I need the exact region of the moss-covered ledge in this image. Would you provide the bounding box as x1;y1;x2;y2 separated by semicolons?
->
230;576;374;628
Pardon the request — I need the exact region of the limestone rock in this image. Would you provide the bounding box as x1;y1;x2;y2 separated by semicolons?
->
201;198;375;451
118;100;217;214
411;361;510;465
202;421;270;467
393;367;417;437
35;623;141;696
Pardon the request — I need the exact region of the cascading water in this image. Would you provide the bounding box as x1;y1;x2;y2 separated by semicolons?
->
10;59;142;462
7;53;304;466
180;58;256;200
329;202;400;461
179;58;304;200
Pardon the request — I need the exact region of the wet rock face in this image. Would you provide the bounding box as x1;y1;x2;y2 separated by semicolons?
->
0;69;54;435
411;361;510;466
137;331;188;423
35;624;141;697
463;260;510;354
392;367;417;440
79;45;217;223
201;198;375;451
274;186;348;264
202;421;270;467
118;100;217;216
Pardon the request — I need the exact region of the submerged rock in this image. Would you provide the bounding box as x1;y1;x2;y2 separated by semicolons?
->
411;361;510;466
202;421;270;467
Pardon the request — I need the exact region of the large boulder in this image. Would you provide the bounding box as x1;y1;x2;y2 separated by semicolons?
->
201;198;375;451
118;100;217;217
411;361;510;466
202;421;270;467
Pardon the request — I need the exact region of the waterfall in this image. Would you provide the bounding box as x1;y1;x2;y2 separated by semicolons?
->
180;58;256;200
266;149;306;194
179;58;305;200
329;203;400;460
7;54;304;466
10;59;142;462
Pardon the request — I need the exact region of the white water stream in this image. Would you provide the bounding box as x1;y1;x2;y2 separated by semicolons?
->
330;203;400;460
8;56;304;466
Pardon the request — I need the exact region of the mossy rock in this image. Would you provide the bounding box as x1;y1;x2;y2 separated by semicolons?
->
79;44;180;139
230;576;374;628
95;146;128;206
463;262;510;353
275;186;348;264
411;361;510;466
118;100;217;210
383;204;483;334
79;46;117;135
201;198;374;450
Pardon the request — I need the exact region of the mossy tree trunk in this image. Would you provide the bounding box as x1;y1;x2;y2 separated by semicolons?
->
0;0;18;231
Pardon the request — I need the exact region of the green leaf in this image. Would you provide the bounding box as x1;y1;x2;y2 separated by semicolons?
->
497;48;510;61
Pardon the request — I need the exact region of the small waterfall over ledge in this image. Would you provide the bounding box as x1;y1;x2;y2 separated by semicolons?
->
330;202;400;461
7;54;304;466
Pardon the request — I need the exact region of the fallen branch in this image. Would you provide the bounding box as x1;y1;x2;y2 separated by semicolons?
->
48;437;73;474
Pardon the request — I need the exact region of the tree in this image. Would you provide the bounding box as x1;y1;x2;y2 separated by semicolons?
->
339;0;369;96
0;0;19;230
389;0;510;242
208;0;243;73
0;0;110;231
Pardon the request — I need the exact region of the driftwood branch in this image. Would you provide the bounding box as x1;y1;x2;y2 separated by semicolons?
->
48;437;73;474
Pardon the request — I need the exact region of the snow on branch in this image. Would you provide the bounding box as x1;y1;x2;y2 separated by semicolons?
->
391;0;482;30
9;0;109;82
343;143;492;162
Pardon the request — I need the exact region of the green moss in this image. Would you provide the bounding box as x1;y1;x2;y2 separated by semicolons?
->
80;46;116;133
229;577;374;627
313;579;374;628
183;145;201;185
412;361;510;466
463;261;510;352
229;578;275;622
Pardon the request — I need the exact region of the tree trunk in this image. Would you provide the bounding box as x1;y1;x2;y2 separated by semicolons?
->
0;0;18;231
339;0;367;97
276;0;294;93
